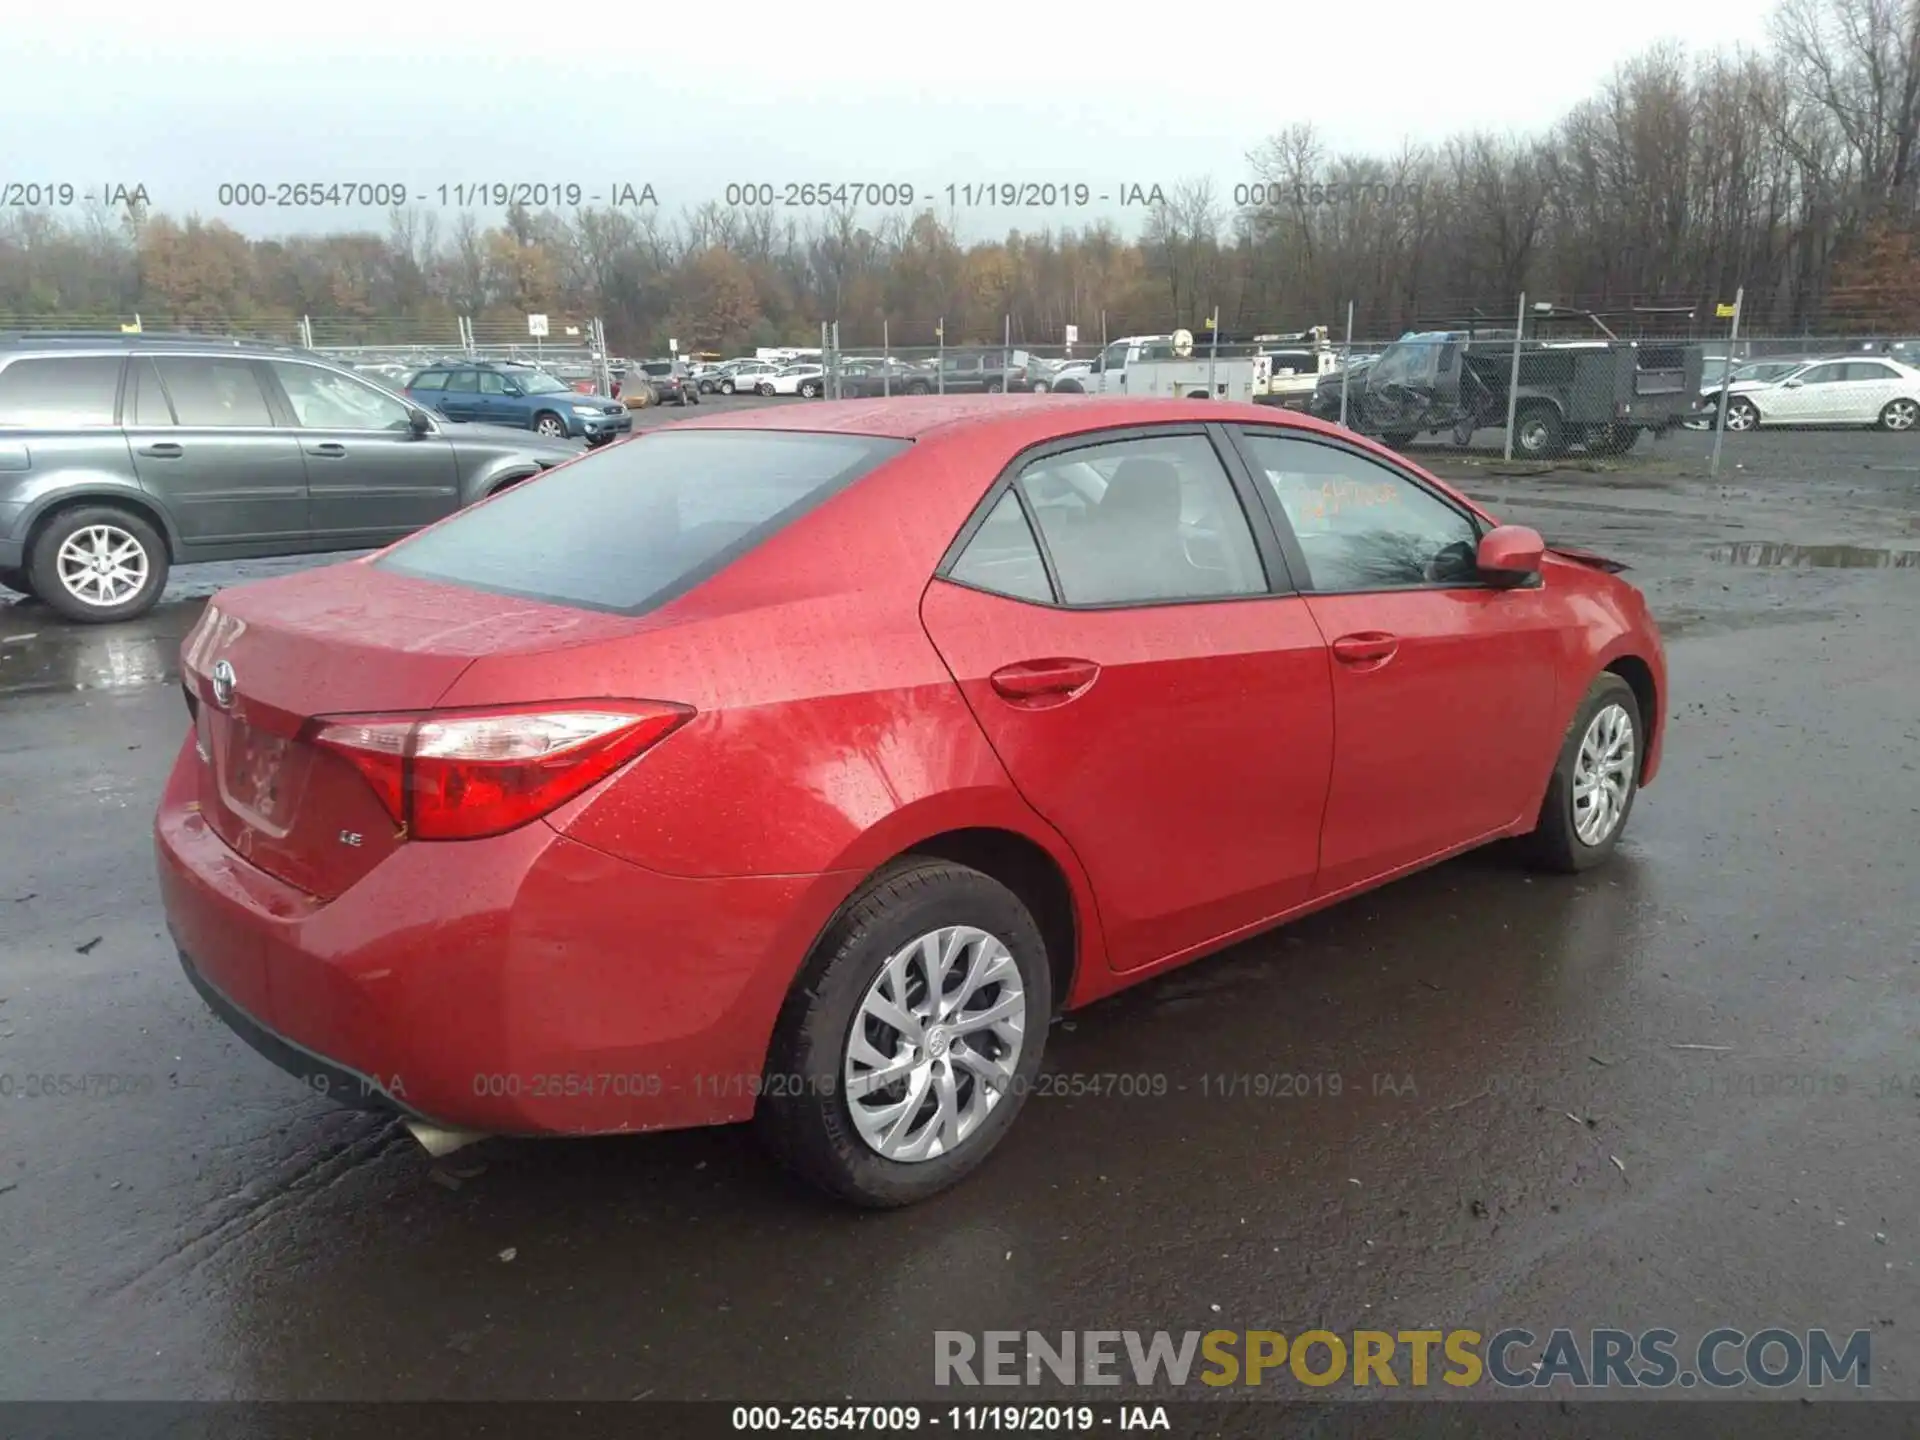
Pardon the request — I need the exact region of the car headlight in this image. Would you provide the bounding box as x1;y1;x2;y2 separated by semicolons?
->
570;405;600;417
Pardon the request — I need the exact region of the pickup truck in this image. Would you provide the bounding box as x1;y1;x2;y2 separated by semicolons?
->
1253;328;1339;408
1319;332;1706;458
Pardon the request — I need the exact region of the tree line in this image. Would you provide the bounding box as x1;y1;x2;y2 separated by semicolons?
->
4;0;1919;352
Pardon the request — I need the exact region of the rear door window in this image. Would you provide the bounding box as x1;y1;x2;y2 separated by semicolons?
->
151;357;276;427
376;429;911;613
409;370;448;391
0;356;124;427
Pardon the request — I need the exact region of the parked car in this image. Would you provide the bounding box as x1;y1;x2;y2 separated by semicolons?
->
757;364;826;397
936;348;1035;393
1714;356;1920;432
404;361;631;444
156;397;1665;1207
632;359;701;407
839;361;933;397
0;334;584;623
718;361;783;395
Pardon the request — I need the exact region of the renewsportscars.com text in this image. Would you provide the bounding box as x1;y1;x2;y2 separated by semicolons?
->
934;1328;1871;1390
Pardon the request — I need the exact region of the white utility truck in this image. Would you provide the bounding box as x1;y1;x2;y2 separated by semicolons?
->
1054;331;1270;403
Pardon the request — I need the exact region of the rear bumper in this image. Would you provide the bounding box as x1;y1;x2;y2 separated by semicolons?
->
154;739;851;1137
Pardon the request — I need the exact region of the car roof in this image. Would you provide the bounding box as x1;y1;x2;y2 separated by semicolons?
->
661;393;1372;443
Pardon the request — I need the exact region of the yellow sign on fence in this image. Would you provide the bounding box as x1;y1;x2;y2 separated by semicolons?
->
1715;303;1737;318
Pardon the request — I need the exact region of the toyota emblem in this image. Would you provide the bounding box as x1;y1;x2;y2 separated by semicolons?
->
210;660;236;709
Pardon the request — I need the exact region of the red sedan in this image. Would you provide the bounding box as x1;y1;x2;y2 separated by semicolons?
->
155;397;1665;1207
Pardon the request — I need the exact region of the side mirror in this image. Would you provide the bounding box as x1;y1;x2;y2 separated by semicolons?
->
1476;524;1545;581
1782;378;1804;388
407;407;434;435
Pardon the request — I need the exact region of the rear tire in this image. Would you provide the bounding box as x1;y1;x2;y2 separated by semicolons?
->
720;379;736;395
755;858;1052;1208
758;383;775;397
27;505;170;624
799;380;822;398
1523;674;1643;874
1877;398;1918;432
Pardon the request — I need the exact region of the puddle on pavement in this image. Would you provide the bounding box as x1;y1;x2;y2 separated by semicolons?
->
0;598;201;697
1705;541;1920;570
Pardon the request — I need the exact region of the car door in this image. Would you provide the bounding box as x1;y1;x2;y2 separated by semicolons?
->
472;369;514;422
125;355;309;548
1842;360;1903;423
262;359;459;545
1228;426;1563;896
1765;362;1847;424
919;427;1336;975
437;367;482;421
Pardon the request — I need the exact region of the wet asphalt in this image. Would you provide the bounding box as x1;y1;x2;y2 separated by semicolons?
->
2;405;1918;1403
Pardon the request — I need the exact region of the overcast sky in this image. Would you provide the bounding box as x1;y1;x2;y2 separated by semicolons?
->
8;3;1744;241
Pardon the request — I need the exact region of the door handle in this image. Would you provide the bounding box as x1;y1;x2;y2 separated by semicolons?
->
989;658;1100;701
306;443;347;458
1331;632;1399;665
137;443;183;458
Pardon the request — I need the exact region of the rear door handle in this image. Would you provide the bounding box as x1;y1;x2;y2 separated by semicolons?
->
989;658;1100;701
1331;632;1399;665
306;443;347;458
137;443;183;458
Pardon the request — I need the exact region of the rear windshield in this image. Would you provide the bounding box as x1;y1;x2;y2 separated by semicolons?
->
376;428;910;614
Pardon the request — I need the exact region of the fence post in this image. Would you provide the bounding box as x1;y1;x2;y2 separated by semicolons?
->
1709;287;1744;480
937;317;945;395
1338;300;1354;428
883;319;891;397
1503;291;1527;462
1206;304;1219;397
1003;314;1012;394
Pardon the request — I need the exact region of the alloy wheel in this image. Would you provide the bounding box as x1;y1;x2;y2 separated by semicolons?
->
1571;702;1636;847
56;524;149;608
536;416;566;437
1883;399;1918;431
843;925;1027;1162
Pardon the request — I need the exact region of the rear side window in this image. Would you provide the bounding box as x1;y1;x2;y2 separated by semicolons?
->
377;429;912;614
444;370;478;393
409;370;447;391
0;356;123;427
152;357;275;427
950;491;1053;603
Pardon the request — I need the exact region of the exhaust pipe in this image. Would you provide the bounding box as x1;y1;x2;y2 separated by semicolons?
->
405;1120;491;1158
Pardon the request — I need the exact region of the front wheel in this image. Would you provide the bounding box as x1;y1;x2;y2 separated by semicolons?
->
720;379;736;395
533;413;568;438
1523;674;1643;873
907;381;930;395
755;859;1052;1207
28;505;170;624
1724;397;1759;432
1031;380;1050;394
757;383;775;396
799;380;822;398
985;379;1004;394
1878;397;1918;432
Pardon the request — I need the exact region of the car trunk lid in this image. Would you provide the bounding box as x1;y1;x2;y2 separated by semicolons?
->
179;561;639;900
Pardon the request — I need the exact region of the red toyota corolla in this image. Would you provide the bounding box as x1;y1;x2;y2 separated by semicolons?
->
156;397;1665;1206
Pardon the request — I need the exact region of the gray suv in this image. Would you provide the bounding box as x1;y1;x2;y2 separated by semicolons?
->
0;334;586;623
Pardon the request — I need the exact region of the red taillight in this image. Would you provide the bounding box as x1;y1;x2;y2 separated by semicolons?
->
305;700;692;841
